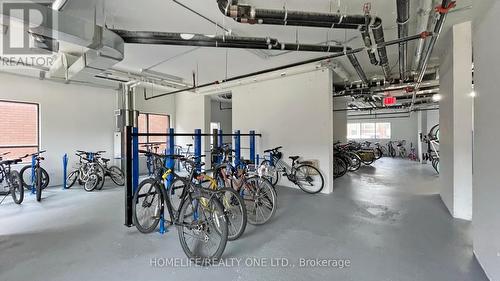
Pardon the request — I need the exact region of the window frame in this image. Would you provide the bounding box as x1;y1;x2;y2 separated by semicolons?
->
347;122;392;140
0;99;40;161
137;112;171;144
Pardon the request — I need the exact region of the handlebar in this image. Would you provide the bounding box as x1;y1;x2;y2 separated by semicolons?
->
264;146;282;153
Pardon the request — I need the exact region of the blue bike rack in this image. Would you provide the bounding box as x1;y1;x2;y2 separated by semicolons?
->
256;154;260;166
132;127;139;193
234;130;241;167
62;154;68;189
194;129;202;172
31;155;36;194
249;130;256;164
159;127;175;235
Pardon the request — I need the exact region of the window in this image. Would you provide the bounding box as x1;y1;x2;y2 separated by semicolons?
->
138;113;170;152
0;100;39;159
347;122;391;140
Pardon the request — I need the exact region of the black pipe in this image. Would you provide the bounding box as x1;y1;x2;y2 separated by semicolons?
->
396;0;410;81
347;53;369;84
371;18;391;79
113;29;346;53
360;25;378;65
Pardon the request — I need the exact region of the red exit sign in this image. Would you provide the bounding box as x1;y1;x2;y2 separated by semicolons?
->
383;96;397;106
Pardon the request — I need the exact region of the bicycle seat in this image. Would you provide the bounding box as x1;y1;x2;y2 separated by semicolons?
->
289;156;300;161
186;144;193;147
102;158;110;163
241;159;254;165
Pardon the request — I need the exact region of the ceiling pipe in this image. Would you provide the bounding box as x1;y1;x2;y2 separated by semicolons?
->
216;0;392;79
412;0;455;107
413;0;439;72
112;30;346;53
347;54;369;85
396;0;410;81
360;25;378;66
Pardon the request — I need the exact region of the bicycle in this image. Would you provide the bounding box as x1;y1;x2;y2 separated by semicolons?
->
133;152;228;265
20;151;50;197
396;140;407;158
387;141;397;158
96;157;125;188
214;158;277;225
0;155;24;204
260;146;325;194
65;151;106;191
408;143;418;161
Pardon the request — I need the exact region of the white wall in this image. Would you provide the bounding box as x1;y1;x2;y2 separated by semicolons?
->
0;73;117;186
347;114;419;149
231;68;334;194
174;93;211;155
472;1;500;279
439;21;473;221
333;97;349;143
211;101;232;143
135;87;176;125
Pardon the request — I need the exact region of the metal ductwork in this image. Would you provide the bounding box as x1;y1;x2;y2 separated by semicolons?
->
347;54;369;85
371;18;392;79
216;0;392;79
112;30;347;53
413;0;455;106
360;25;378;66
396;0;410;81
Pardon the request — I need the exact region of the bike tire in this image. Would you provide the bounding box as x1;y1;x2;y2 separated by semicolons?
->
333;156;347;178
83;173;99;192
177;191;228;265
165;177;187;217
295;164;325;194
243;176;277;225
260;160;279;187
95;164;106;190
109;166;125;186
10;171;24;204
346;152;361;172
133;178;163;233
20;165;50;190
36;167;42;202
217;187;247;241
374;148;383;160
65;170;79;188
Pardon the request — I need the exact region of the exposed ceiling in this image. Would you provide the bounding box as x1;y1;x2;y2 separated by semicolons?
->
58;0;473;85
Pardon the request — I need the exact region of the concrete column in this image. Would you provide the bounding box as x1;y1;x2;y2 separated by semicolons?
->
439;21;473;221
333;96;350;143
417;111;428;163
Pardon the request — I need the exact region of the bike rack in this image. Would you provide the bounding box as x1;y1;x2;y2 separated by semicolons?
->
30;155;36;194
124;126;262;229
62;154;68;189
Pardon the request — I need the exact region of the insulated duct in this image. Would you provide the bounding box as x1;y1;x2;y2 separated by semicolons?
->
413;0;439;72
360;25;378;66
396;0;410;81
216;0;392;79
112;30;347;53
371;18;392;79
347;54;369;85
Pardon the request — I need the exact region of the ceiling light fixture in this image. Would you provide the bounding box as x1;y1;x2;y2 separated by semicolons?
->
52;0;69;11
470;91;476;98
180;34;195;40
432;94;442;102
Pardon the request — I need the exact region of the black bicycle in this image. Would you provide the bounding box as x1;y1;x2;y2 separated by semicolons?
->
133;152;228;265
0;155;24;204
20;151;50;191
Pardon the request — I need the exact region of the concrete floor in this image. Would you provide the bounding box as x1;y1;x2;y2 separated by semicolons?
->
0;158;488;281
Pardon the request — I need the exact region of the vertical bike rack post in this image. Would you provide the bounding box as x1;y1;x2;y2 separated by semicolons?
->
132;127;139;194
234;130;241;167
124;126;133;227
31;154;36;194
194;129;202;172
249;130;256;164
218;129;223;164
62;154;68;189
256;154;260;166
160;127;175;235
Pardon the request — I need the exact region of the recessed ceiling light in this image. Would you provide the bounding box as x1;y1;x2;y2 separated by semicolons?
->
470;91;476;98
180;34;195;40
432;94;442;102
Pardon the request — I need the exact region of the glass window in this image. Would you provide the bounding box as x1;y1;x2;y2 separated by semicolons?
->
347;123;361;139
360;123;376;139
376;123;391;139
0;100;39;160
137;113;170;152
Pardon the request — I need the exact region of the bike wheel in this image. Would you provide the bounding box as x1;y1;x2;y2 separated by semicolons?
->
94;164;106;190
374;148;383;160
133;178;162;233
36;168;42;202
333;156;347;178
177;191;228;265
260;160;279;187
346;152;361;172
217;187;247;241
108;166;125;186
400;148;408;158
20;165;49;190
294;164;325;194
166;177;186;218
10;171;24;204
83;173;99;192
242;176;277;225
65;170;79;188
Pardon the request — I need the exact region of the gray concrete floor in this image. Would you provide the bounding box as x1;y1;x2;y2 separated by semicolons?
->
0;158;488;281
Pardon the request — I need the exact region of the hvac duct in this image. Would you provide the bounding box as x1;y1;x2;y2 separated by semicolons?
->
396;0;410;81
413;0;439;72
347;54;369;85
360;25;378;66
112;30;346;53
216;0;392;79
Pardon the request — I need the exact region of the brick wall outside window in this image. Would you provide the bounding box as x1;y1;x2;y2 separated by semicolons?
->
0;101;39;160
138;113;170;153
